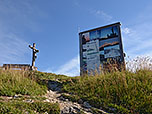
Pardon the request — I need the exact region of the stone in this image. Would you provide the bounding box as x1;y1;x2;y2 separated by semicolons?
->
61;106;81;114
24;99;34;103
83;102;91;108
61;107;70;114
44;99;50;102
48;80;62;91
58;96;65;101
45;82;108;114
65;99;69;102
73;106;81;113
24;111;29;114
13;94;22;99
6;96;13;100
109;107;116;111
78;99;83;104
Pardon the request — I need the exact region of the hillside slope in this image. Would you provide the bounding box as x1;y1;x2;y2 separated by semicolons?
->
0;70;60;114
0;69;152;114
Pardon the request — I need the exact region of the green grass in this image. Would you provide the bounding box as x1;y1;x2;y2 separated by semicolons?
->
31;71;70;82
1;69;151;113
62;70;152;113
0;101;60;114
0;70;60;113
0;56;152;113
0;70;47;96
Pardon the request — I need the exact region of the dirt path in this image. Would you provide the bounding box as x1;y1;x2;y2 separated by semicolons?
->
43;80;108;114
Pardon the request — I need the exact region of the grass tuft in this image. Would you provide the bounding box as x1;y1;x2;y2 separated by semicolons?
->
0;101;60;114
62;57;152;114
0;70;47;96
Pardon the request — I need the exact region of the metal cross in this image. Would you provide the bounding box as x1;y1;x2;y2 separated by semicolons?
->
29;43;39;70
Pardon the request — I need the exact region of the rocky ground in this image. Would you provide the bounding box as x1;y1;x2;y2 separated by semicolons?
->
44;80;109;114
0;80;110;114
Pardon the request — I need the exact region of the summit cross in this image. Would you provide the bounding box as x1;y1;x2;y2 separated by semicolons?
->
29;43;39;70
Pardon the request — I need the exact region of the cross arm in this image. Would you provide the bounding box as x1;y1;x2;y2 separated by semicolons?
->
29;45;34;49
35;49;39;53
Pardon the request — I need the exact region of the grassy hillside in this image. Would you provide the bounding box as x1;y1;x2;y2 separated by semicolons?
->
28;69;152;113
0;101;60;114
0;70;47;96
60;57;152;113
62;70;152;113
0;70;60;114
0;57;152;113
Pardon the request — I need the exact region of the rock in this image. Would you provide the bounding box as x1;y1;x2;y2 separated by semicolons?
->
45;81;108;114
73;106;81;113
78;99;83;104
65;99;69;102
44;99;50;102
24;99;34;103
83;102;91;108
109;107;116;111
6;96;13;100
58;96;65;101
23;111;29;114
61;106;80;114
61;107;70;114
48;80;61;91
13;94;22;99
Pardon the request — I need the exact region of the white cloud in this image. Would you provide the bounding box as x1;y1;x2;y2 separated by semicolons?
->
73;1;112;22
87;9;112;22
122;22;152;59
122;27;131;34
0;0;38;66
122;2;152;59
94;10;112;21
45;56;80;77
0;32;30;65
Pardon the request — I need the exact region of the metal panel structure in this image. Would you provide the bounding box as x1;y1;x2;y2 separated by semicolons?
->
79;22;125;75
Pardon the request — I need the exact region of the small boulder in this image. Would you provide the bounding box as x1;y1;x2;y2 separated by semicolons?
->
13;94;22;99
83;101;91;108
44;99;50;102
78;99;83;104
61;107;70;114
24;99;34;103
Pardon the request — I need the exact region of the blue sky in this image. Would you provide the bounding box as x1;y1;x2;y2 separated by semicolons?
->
0;0;152;76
